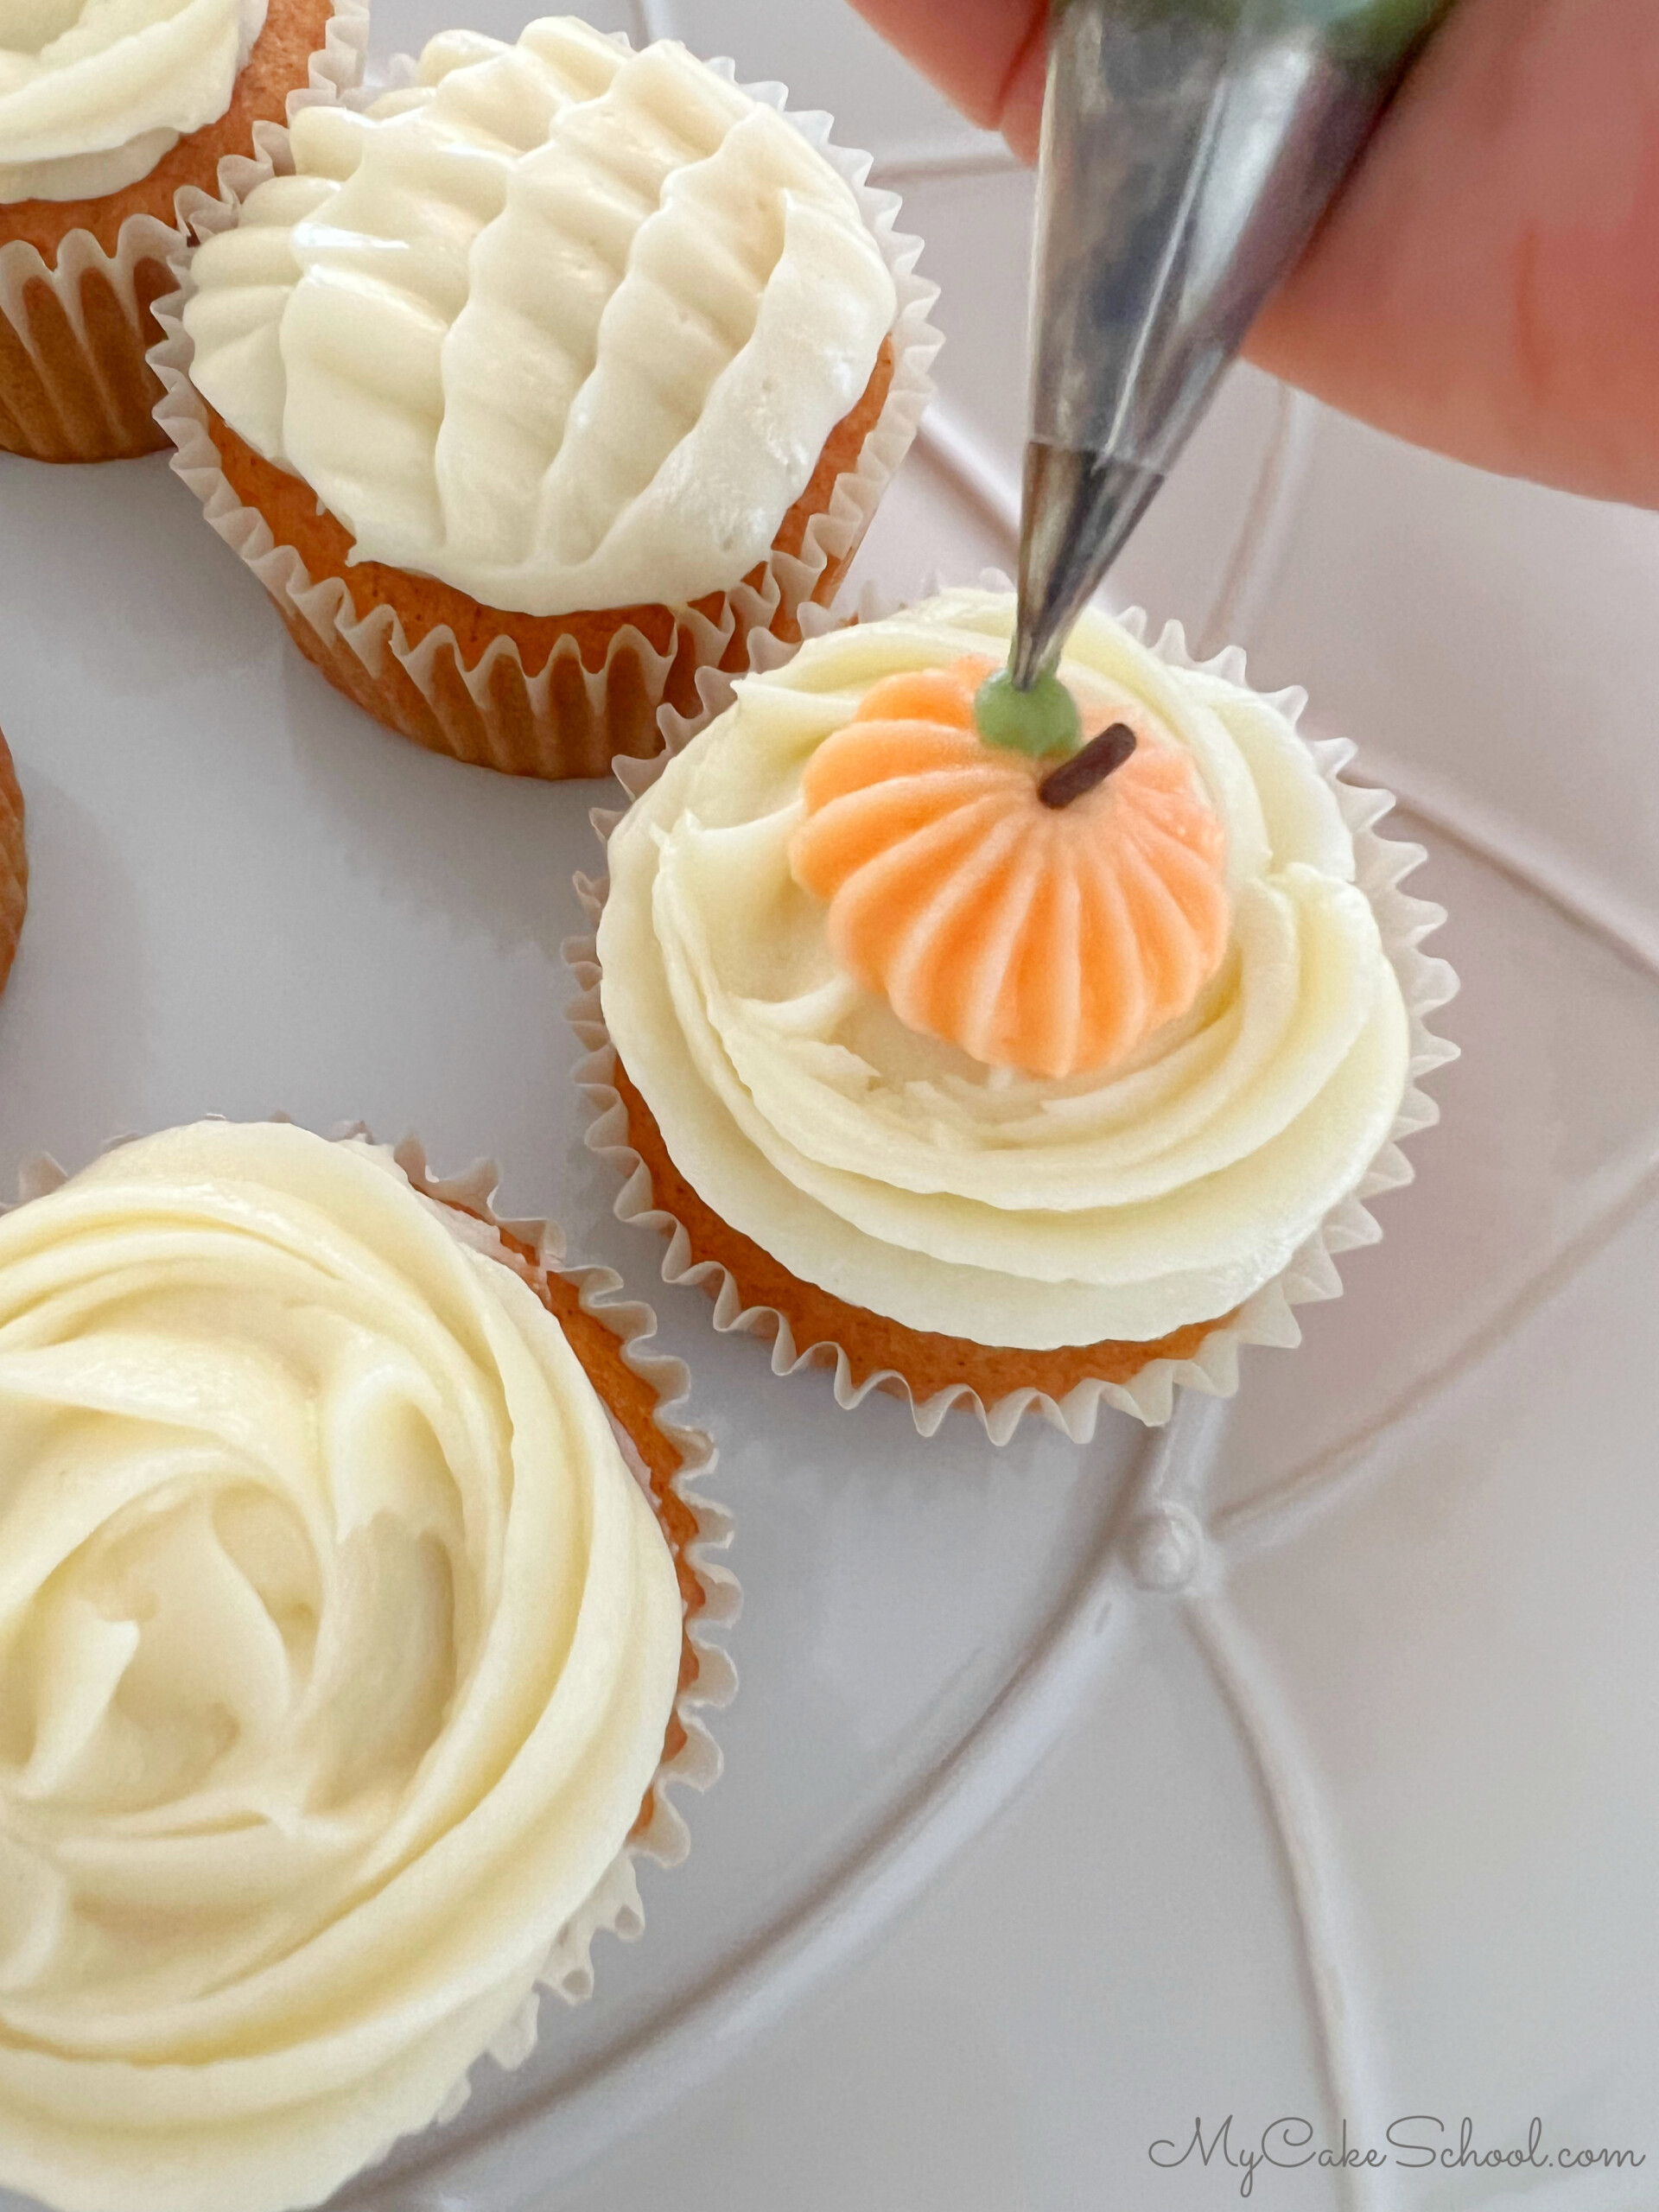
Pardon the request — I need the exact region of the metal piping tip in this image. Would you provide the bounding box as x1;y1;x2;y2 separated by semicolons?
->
1006;0;1456;697
1011;440;1166;687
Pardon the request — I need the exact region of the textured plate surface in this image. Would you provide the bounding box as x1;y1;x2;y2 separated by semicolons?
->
2;4;1658;2209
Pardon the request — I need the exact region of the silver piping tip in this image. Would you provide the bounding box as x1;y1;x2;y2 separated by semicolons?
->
1011;440;1165;688
1007;0;1454;695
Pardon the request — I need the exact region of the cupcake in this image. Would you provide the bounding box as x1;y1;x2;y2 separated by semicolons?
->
0;725;26;990
153;16;938;779
0;0;365;463
576;588;1456;1439
0;1118;734;2212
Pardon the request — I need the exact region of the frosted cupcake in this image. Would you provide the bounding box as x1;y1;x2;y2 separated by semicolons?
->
0;0;365;462
156;17;938;778
579;588;1455;1438
0;1118;733;2212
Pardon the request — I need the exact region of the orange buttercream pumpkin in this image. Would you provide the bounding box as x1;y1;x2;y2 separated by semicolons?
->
787;656;1231;1079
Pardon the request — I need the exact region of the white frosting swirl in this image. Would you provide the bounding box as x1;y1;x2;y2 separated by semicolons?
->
599;591;1412;1349
0;0;268;207
182;18;898;617
0;1121;682;2212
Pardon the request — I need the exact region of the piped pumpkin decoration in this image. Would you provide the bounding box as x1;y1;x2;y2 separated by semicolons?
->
787;655;1231;1080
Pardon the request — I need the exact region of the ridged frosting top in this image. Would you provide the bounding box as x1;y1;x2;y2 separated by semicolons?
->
0;0;267;206
789;657;1233;1080
0;1120;682;2212
184;17;898;617
598;590;1412;1350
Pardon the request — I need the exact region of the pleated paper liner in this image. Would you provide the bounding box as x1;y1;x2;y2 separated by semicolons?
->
0;0;368;463
568;589;1460;1443
0;724;27;995
149;48;943;779
7;1119;737;2183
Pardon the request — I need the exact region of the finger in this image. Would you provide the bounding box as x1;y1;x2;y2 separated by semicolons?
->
1245;0;1659;504
844;0;1049;159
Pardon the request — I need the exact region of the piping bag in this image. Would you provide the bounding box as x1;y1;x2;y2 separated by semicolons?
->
989;0;1457;737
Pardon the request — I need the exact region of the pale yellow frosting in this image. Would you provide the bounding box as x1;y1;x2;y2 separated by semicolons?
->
0;0;268;206
0;1120;682;2212
599;590;1412;1349
183;18;898;616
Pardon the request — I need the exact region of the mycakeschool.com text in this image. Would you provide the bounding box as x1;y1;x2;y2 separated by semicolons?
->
1148;2115;1647;2198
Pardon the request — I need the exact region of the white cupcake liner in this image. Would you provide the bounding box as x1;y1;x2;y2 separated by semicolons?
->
0;0;367;462
145;39;943;776
566;583;1460;1442
6;1116;737;2169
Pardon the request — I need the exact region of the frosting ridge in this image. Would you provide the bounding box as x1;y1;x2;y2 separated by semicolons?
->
0;1120;682;2212
183;19;898;615
0;0;268;205
598;591;1412;1348
788;655;1232;1078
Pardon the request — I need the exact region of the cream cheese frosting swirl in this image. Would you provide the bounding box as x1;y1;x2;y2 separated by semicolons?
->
599;590;1413;1348
182;17;898;616
0;0;268;206
0;1120;682;2212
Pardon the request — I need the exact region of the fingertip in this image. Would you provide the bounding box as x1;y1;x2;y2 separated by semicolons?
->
995;6;1048;163
843;0;1046;160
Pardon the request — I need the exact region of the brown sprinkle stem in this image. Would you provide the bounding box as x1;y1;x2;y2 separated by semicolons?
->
1037;722;1137;809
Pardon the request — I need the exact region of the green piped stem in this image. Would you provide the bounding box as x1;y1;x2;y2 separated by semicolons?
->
975;665;1082;758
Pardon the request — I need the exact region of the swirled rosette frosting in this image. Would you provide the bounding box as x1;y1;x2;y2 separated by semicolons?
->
0;0;268;205
597;588;1414;1349
182;16;898;614
0;1120;682;2212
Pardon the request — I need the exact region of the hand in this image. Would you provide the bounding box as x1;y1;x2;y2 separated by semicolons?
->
848;0;1659;508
